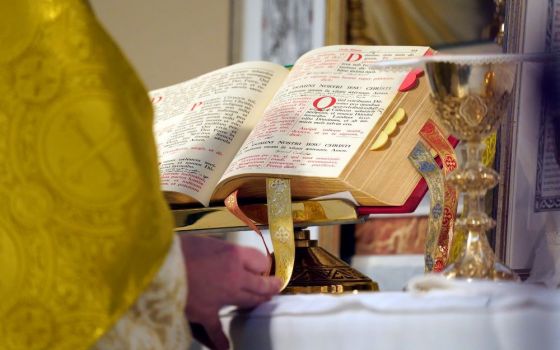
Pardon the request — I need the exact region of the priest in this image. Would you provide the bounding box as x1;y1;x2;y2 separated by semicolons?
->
0;2;280;349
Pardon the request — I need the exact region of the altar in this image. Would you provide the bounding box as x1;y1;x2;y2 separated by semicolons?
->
219;283;560;350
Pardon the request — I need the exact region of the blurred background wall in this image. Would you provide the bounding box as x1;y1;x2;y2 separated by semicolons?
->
89;0;231;90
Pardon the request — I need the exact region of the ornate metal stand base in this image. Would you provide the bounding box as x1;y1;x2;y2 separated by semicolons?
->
282;229;379;294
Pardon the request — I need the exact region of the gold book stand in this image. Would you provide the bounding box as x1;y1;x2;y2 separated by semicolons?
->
173;199;379;294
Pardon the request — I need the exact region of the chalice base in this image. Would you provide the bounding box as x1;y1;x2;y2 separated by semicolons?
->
443;260;520;282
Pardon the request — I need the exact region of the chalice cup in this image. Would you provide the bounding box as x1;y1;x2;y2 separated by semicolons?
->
425;56;520;281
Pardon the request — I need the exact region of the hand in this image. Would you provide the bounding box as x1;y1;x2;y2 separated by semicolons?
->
179;234;281;350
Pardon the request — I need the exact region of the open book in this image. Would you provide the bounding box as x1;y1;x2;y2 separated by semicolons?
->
151;45;447;208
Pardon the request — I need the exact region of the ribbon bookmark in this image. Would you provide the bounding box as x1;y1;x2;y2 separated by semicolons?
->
225;190;272;276
266;178;295;291
408;141;445;272
419;119;459;271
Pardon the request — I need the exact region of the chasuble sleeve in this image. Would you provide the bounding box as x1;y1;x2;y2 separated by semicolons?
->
0;2;183;349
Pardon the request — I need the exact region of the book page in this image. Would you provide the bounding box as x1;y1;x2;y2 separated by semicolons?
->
220;45;428;181
151;62;288;206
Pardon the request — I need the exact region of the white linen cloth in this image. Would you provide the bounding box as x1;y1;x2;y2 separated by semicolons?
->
527;231;560;288
220;279;560;350
352;254;425;291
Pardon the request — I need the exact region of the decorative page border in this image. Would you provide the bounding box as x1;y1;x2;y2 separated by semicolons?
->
535;0;560;212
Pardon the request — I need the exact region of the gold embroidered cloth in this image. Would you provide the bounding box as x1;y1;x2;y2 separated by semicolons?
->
0;1;173;349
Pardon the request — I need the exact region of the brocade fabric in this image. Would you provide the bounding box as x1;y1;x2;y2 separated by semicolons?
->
94;236;191;350
0;2;174;348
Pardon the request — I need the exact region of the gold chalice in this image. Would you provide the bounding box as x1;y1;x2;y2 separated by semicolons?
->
425;56;520;281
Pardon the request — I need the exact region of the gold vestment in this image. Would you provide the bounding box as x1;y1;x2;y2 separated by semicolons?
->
0;1;174;348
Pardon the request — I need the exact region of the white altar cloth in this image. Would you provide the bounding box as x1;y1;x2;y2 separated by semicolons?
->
220;282;560;350
352;254;425;291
